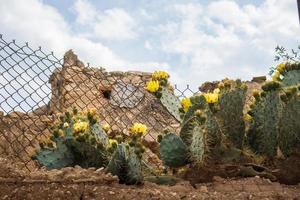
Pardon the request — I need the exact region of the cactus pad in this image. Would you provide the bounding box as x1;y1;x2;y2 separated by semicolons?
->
35;139;74;169
159;133;188;168
159;87;182;122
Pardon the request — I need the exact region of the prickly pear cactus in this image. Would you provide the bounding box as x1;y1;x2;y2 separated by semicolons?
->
159;87;182;122
66;139;109;168
189;125;208;165
159;133;188;168
180;117;198;146
180;95;206;146
182;95;206;124
34;108;110;169
203;108;222;146
106;143;127;181
90;123;109;146
126;147;144;185
247;81;283;157
106;143;143;185
278;87;300;156
35;139;74;169
217;81;247;148
281;63;300;86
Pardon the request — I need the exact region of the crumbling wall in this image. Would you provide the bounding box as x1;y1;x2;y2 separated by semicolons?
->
48;50;180;148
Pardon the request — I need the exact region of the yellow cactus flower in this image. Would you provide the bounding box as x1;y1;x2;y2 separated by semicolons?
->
109;139;118;146
181;97;192;112
203;93;219;103
73;121;89;134
102;123;110;133
152;71;169;80
146;80;160;93
130;123;147;135
213;88;220;94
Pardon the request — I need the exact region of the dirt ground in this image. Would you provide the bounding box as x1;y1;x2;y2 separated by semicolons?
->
0;157;300;200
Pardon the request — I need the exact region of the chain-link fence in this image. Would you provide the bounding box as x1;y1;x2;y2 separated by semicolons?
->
0;35;200;171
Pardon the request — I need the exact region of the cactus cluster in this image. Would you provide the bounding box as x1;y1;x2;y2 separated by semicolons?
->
35;107;109;169
247;62;300;157
34;108;147;185
159;79;251;168
157;60;300;183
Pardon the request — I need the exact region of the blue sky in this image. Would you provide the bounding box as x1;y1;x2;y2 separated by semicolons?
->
0;0;299;91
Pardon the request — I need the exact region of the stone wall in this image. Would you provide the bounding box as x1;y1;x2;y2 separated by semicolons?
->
48;50;180;147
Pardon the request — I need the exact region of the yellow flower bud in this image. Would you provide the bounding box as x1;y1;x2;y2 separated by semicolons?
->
63;122;69;128
109;139;118;146
73;121;89;134
102;123;110;133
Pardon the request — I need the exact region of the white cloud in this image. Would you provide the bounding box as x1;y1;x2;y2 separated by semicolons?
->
73;0;137;41
144;40;153;50
0;0;126;67
93;8;137;41
0;0;167;69
73;0;97;25
156;0;300;88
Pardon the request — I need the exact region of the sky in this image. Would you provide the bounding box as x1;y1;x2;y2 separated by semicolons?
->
0;0;299;92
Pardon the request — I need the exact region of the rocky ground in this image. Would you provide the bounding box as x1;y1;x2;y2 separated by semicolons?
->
0;158;300;200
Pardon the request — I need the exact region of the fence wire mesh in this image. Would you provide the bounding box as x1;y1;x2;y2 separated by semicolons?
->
0;35;199;171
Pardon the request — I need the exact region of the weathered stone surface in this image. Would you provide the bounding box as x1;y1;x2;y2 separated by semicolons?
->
199;81;219;92
110;81;144;108
251;76;266;83
31;105;49;116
